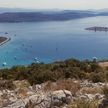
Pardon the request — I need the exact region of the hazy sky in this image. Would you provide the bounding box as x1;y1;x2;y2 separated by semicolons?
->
0;0;107;10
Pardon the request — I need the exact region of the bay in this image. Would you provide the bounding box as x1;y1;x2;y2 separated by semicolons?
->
0;16;108;67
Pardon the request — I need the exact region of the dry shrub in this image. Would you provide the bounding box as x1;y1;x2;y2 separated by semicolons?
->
67;99;99;108
80;87;102;95
18;88;29;98
13;80;30;89
44;79;81;95
102;85;108;99
43;81;53;91
0;80;15;90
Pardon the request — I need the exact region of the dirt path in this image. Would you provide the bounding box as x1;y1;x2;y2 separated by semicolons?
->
98;61;108;67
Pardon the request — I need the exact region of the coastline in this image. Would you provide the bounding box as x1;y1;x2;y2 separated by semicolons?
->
0;37;11;46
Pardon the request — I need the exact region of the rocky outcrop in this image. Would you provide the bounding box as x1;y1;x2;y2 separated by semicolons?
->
0;80;108;108
51;90;72;107
1;89;72;108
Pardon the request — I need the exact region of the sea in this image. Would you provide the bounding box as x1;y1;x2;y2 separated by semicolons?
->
0;16;108;68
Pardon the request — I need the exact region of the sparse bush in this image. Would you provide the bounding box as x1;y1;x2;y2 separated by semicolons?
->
90;63;102;72
89;73;105;83
98;86;108;108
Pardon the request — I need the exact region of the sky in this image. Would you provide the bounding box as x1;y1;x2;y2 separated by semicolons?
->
0;0;107;10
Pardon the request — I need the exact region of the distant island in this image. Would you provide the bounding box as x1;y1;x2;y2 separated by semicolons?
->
0;11;95;22
0;37;10;46
85;26;108;32
0;10;108;22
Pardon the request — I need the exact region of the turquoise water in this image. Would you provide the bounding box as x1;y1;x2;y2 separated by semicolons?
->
0;16;108;68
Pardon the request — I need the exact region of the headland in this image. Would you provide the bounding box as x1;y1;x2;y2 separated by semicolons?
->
0;36;11;46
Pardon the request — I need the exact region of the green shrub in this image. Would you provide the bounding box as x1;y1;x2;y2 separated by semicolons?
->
0;58;106;85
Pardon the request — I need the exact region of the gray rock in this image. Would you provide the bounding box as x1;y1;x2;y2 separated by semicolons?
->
51;90;72;107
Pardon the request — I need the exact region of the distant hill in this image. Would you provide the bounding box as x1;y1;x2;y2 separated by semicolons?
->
0;9;107;22
0;11;96;22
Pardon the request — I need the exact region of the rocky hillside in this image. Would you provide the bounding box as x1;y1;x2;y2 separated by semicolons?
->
0;58;108;107
0;79;108;108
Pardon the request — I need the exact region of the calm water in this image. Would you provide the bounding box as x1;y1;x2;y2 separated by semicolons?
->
0;16;108;68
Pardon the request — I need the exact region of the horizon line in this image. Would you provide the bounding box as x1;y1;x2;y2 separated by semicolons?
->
0;7;108;11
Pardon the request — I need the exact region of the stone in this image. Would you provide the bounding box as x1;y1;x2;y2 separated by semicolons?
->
95;93;104;100
51;90;72;107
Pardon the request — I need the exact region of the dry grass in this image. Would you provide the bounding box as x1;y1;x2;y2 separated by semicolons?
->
18;88;29;98
98;62;108;68
67;99;99;108
43;79;81;95
13;80;30;89
80;87;102;95
102;85;108;98
44;79;102;95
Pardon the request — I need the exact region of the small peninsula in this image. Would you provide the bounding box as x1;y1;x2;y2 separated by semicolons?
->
0;36;11;46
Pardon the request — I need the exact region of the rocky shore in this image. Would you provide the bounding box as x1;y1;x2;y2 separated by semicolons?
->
0;79;108;108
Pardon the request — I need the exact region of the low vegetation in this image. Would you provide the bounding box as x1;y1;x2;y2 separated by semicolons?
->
67;100;100;108
0;58;107;87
